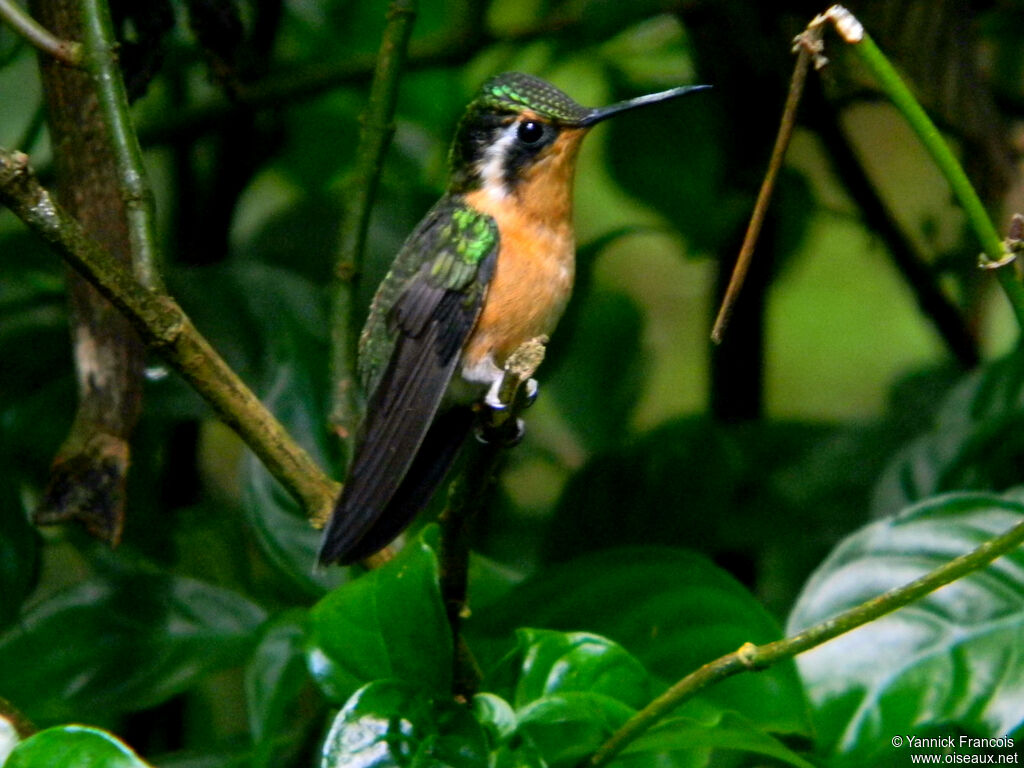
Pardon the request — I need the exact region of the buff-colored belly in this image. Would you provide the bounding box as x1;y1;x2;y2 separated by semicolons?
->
461;212;574;372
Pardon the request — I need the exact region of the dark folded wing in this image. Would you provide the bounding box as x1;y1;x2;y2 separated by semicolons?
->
318;200;498;565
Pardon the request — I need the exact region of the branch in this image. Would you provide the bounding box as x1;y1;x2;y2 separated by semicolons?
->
0;0;81;65
0;148;339;527
441;337;548;700
710;19;814;343
328;0;418;442
712;3;1024;344
805;81;980;368
814;5;1024;333
584;514;1024;767
79;0;163;290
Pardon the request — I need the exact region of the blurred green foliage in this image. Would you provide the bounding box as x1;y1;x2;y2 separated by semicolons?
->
4;1;1024;766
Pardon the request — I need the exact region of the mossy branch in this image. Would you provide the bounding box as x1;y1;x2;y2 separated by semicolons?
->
328;0;418;442
585;514;1024;767
0;148;339;528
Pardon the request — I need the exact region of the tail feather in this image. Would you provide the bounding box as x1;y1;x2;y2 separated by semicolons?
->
339;407;473;564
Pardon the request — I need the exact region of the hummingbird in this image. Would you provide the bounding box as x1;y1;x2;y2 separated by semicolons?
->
318;72;709;565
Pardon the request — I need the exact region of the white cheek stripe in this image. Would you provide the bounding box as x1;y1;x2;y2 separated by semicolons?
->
476;123;519;201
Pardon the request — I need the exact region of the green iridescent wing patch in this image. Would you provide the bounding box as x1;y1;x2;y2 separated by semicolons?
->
357;196;498;394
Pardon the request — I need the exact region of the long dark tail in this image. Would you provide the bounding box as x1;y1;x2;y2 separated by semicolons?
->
318;407;474;565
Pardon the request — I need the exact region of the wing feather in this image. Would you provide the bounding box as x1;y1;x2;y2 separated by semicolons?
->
318;199;498;565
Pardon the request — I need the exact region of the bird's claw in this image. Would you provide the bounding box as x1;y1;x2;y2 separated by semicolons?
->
520;378;539;408
475;417;525;446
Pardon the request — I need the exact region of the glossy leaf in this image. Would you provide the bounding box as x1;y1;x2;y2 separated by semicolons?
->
788;491;1024;765
245;609;319;768
320;680;487;768
619;706;817;768
0;470;38;629
482;631;647;767
4;725;152;768
517;692;635;768
0;570;266;724
471;548;809;735
306;529;451;703
0;715;19;765
495;629;652;711
873;351;1024;515
472;692;517;744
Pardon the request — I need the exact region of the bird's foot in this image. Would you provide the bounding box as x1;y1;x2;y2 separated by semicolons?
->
475;416;525;447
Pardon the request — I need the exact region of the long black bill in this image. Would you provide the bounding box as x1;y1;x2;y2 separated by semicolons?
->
580;84;711;127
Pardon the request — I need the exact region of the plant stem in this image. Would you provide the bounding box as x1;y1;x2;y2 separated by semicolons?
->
585;514;1024;767
0;148;339;529
834;7;1024;332
440;337;547;699
710;25;814;344
0;0;80;65
79;0;163;291
328;0;418;443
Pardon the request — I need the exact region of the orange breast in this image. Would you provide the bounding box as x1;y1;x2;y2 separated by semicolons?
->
461;127;584;370
462;208;575;367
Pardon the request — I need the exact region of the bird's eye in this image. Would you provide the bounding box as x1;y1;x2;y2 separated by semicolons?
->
517;120;545;144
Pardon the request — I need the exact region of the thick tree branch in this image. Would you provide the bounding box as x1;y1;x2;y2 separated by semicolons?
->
0;148;339;527
328;0;418;442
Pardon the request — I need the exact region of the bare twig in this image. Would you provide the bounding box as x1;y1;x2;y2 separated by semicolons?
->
0;0;81;65
0;149;339;529
710;17;819;344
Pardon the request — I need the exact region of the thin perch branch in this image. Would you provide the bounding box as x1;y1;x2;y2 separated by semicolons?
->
584;514;1024;767
441;336;548;700
0;148;339;527
328;0;418;442
79;0;163;290
0;0;81;65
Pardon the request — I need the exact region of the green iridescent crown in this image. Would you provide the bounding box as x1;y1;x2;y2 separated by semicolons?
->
478;72;590;124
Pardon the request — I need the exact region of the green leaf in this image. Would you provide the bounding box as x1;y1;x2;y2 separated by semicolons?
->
4;725;152;768
471;548;809;735
0;714;20;765
320;680;488;768
787;490;1024;765
545;417;790;561
0;570;266;724
472;692;517;744
517;692;635;768
497;629;652;711
873;351;1024;515
546;290;647;453
306;529;452;702
245;609;320;768
620;706;817;768
0;470;38;629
